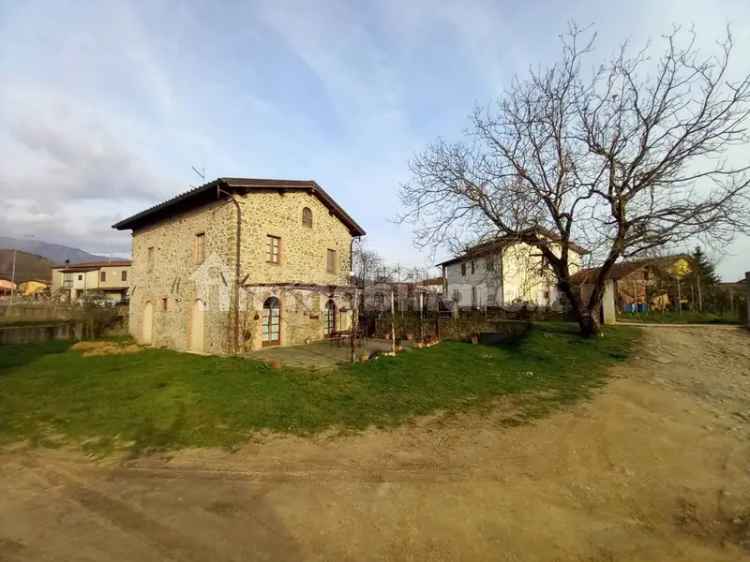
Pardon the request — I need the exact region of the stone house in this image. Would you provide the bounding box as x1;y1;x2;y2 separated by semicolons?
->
112;177;366;354
50;260;132;303
438;229;586;309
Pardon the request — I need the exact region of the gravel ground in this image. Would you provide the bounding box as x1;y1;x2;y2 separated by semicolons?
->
1;326;749;562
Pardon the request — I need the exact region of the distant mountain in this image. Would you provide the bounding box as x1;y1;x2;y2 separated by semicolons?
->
0;236;110;266
0;249;54;283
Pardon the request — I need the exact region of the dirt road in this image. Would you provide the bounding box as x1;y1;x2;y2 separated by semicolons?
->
2;326;749;561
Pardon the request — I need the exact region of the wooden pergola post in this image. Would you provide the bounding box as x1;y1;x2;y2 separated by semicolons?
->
390;290;396;354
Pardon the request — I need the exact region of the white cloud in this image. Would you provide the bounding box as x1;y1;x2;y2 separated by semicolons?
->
0;0;747;279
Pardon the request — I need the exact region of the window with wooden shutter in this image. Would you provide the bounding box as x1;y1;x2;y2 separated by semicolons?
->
302;207;313;228
326;249;336;273
267;235;281;264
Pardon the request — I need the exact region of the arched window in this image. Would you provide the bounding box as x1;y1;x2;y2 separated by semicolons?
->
302;207;313;228
262;297;281;346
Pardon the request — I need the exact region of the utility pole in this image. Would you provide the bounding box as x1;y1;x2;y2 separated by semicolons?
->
676;277;682;315
9;249;17;305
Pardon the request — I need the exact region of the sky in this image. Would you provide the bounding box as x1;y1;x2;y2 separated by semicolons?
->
1;0;749;281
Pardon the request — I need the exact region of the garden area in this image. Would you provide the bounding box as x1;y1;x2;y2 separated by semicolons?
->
0;324;638;456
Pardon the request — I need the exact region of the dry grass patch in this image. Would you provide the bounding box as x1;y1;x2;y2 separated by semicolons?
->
71;341;142;357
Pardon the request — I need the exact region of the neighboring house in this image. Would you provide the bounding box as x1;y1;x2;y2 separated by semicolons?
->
718;277;748;315
419;277;445;295
112;177;366;354
0;278;16;296
18;279;50;297
571;255;693;312
51;260;132;304
438;229;587;309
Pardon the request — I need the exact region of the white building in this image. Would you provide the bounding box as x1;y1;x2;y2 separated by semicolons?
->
438;231;586;309
51;260;132;304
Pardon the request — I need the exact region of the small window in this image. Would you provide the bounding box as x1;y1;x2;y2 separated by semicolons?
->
100;271;106;282
194;232;206;265
267;235;280;264
121;270;127;282
461;263;466;277
78;274;83;281
302;207;313;228
486;258;495;272
326;249;337;273
161;297;168;312
471;261;475;274
147;247;155;272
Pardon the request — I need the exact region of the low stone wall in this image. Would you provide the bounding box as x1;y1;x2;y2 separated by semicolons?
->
0;303;122;340
0;303;78;324
0;322;84;345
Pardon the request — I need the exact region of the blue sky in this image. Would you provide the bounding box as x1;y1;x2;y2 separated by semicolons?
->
1;0;748;280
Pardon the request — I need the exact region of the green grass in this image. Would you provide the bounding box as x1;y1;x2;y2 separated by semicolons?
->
618;310;741;325
0;324;638;456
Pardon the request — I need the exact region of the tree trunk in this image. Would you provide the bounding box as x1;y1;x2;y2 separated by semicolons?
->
556;275;603;337
579;310;601;337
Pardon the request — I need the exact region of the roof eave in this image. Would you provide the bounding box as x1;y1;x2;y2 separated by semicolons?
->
112;177;367;236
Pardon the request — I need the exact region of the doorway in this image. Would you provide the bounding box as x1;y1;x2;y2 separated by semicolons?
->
142;301;153;345
324;299;336;337
190;299;205;353
262;297;281;346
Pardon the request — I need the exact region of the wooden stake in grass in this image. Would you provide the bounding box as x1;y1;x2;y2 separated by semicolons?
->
419;291;424;342
391;290;396;354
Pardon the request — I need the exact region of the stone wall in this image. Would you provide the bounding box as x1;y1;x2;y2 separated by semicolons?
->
0;322;84;345
239;286;353;352
129;190;355;354
0;303;77;324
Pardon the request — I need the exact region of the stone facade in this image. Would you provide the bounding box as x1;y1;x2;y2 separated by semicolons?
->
127;189;357;354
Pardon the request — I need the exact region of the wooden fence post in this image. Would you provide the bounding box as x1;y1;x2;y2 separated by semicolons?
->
390;290;396;354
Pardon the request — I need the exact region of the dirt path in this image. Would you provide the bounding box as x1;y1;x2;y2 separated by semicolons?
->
2;327;750;561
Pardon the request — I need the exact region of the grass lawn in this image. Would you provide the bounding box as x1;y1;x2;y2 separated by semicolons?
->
618;310;741;325
0;324;638;456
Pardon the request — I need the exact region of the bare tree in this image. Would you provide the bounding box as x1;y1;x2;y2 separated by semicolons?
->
352;238;383;288
400;25;750;335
